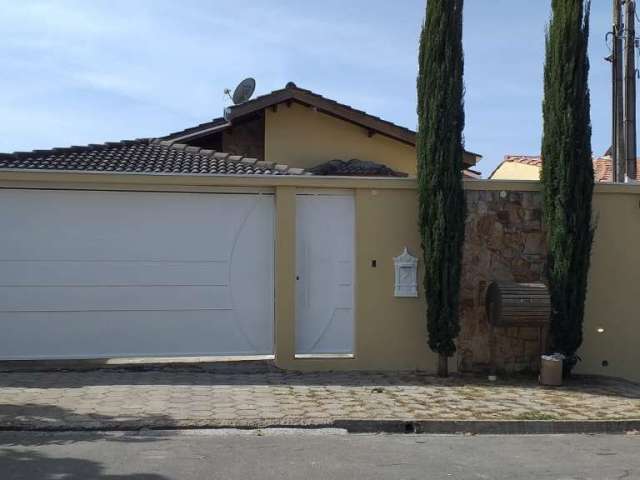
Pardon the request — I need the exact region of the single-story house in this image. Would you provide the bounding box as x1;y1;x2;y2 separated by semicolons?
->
1;86;639;383
489;152;640;181
0;83;480;363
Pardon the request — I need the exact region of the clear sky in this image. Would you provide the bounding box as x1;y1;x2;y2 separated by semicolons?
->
0;1;622;176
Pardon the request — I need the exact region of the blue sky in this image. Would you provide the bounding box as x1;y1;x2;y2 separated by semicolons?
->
0;1;619;176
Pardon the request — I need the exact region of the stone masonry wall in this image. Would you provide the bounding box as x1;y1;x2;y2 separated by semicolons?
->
458;189;547;373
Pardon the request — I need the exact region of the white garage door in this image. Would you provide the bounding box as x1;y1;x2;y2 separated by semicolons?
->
0;189;274;360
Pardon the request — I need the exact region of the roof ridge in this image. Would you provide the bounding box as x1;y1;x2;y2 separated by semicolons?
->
2;138;151;159
151;139;306;175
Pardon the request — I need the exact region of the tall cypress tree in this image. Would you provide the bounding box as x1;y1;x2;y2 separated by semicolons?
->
541;0;594;373
417;0;466;377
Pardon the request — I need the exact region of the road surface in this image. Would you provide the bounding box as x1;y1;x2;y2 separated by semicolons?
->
1;429;638;479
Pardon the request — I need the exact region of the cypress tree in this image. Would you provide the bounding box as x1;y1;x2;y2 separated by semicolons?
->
417;0;466;377
541;0;594;373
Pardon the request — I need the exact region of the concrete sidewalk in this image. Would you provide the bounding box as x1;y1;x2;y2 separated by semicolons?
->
0;366;638;433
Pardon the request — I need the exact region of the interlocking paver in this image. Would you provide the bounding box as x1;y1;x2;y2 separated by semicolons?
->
0;368;638;429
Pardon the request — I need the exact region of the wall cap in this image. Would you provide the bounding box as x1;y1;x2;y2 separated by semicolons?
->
2;170;639;196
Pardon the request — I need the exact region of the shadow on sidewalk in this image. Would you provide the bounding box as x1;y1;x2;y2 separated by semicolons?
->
0;449;170;480
0;404;176;447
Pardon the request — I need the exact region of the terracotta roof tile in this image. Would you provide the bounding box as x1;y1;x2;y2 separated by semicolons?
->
592;156;640;182
504;155;544;167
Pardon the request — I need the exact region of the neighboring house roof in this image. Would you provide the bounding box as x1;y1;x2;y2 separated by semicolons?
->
501;155;543;168
490;154;640;182
308;159;408;177
163;82;482;167
0;139;305;175
592;156;640;182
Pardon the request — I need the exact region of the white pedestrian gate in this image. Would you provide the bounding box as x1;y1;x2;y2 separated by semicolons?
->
0;189;275;360
295;193;355;355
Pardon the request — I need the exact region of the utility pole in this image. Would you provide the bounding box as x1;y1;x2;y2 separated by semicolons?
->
613;0;626;182
624;0;637;181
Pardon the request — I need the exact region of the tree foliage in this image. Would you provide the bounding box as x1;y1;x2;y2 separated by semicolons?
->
417;0;466;375
541;0;594;365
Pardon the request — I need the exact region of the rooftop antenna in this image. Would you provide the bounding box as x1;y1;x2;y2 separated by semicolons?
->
224;78;256;105
223;78;257;120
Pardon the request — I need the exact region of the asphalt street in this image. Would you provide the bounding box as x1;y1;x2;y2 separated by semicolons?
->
0;429;639;480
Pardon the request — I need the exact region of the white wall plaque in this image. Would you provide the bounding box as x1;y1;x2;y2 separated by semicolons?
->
394;247;418;297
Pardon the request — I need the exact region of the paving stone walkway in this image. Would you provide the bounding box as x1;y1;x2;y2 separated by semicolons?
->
0;367;638;430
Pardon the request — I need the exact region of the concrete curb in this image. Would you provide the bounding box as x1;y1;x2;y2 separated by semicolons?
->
1;418;639;435
335;419;640;434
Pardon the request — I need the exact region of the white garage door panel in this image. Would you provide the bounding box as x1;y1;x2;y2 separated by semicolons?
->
0;286;231;311
0;310;272;359
0;189;274;360
0;261;228;286
2;191;261;260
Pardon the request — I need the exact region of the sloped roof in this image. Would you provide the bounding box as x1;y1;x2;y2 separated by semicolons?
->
163;83;481;167
492;154;640;182
227;84;418;145
164;83;416;145
0;139;305;175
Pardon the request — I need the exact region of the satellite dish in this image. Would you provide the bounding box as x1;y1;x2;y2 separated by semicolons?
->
232;78;256;104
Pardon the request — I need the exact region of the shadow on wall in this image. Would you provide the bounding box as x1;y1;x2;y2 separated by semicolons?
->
0;449;170;480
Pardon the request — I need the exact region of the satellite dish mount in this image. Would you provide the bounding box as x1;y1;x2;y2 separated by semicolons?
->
226;78;256;105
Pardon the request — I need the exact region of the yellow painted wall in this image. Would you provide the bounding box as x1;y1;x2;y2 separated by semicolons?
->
272;185;442;372
490;162;541;180
575;188;640;383
0;170;637;381
264;102;418;175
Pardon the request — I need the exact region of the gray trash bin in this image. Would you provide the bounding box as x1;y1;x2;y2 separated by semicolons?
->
539;354;564;386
